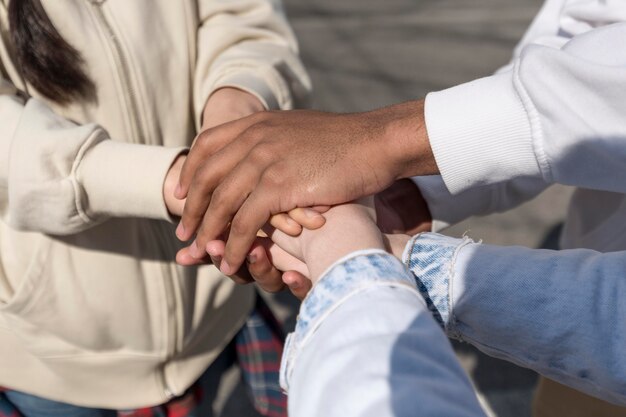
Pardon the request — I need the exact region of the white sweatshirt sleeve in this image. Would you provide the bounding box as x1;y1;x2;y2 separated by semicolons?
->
426;1;626;195
194;0;312;128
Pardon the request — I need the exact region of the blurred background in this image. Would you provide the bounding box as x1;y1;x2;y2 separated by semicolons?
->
217;0;575;415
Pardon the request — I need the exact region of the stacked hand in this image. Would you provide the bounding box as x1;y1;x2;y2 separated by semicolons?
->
167;96;438;296
164;87;326;291
174;100;437;275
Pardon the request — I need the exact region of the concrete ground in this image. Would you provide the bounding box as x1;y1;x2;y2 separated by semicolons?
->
215;0;575;416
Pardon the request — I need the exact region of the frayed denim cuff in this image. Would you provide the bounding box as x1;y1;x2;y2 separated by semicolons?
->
280;250;418;392
402;233;475;336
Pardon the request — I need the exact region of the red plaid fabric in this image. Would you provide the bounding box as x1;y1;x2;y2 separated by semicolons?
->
235;296;288;417
117;385;201;417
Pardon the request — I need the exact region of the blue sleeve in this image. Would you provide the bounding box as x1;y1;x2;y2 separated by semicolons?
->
406;233;626;406
281;250;486;417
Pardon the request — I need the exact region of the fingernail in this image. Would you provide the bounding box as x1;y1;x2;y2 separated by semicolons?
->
247;253;257;264
303;208;321;218
289;281;301;290
174;183;183;198
176;222;186;240
220;260;233;275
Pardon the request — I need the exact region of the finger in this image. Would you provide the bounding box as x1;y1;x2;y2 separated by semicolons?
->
221;190;274;275
176;246;212;266
269;213;302;236
186;206;226;259
177;120;277;241
191;161;264;262
310;205;331;213
206;240;255;285
176;139;256;241
261;236;308;275
282;271;313;301
286;207;326;231
176;114;264;199
262;224;303;260
246;242;286;293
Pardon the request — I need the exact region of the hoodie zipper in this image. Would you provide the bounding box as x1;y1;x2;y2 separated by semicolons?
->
89;0;145;143
88;0;177;400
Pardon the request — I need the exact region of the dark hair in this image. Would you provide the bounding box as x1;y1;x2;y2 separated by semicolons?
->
8;0;95;104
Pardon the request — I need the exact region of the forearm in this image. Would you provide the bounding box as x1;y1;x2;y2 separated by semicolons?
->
3;96;184;235
283;252;486;417
405;233;626;406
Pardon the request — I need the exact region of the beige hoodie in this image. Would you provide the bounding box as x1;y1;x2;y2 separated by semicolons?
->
0;0;310;408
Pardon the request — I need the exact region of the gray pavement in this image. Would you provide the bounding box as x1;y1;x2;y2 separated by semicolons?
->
216;0;575;416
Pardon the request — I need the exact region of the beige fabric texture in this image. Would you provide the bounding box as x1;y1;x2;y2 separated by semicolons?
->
0;0;310;408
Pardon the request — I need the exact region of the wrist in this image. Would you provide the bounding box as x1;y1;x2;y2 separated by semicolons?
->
384;233;412;259
163;154;186;217
202;87;266;129
379;100;438;180
300;204;384;283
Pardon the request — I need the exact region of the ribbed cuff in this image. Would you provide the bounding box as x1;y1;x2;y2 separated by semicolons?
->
196;67;290;131
425;71;540;194
78;140;186;221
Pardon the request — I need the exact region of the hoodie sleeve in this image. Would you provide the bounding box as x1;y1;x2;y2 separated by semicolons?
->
0;77;184;236
194;0;312;129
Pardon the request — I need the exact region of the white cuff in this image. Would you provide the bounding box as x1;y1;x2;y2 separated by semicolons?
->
425;71;540;194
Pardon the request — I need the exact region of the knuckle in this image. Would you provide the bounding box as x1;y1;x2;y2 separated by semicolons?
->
248;143;275;166
241;125;270;148
194;129;215;149
260;164;288;188
192;167;214;192
210;185;229;207
229;216;251;238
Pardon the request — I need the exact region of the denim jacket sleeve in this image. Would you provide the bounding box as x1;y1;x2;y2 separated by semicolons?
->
405;232;626;406
280;249;485;417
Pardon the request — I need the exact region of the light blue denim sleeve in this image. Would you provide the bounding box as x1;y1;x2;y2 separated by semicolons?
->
405;232;626;406
281;249;486;417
